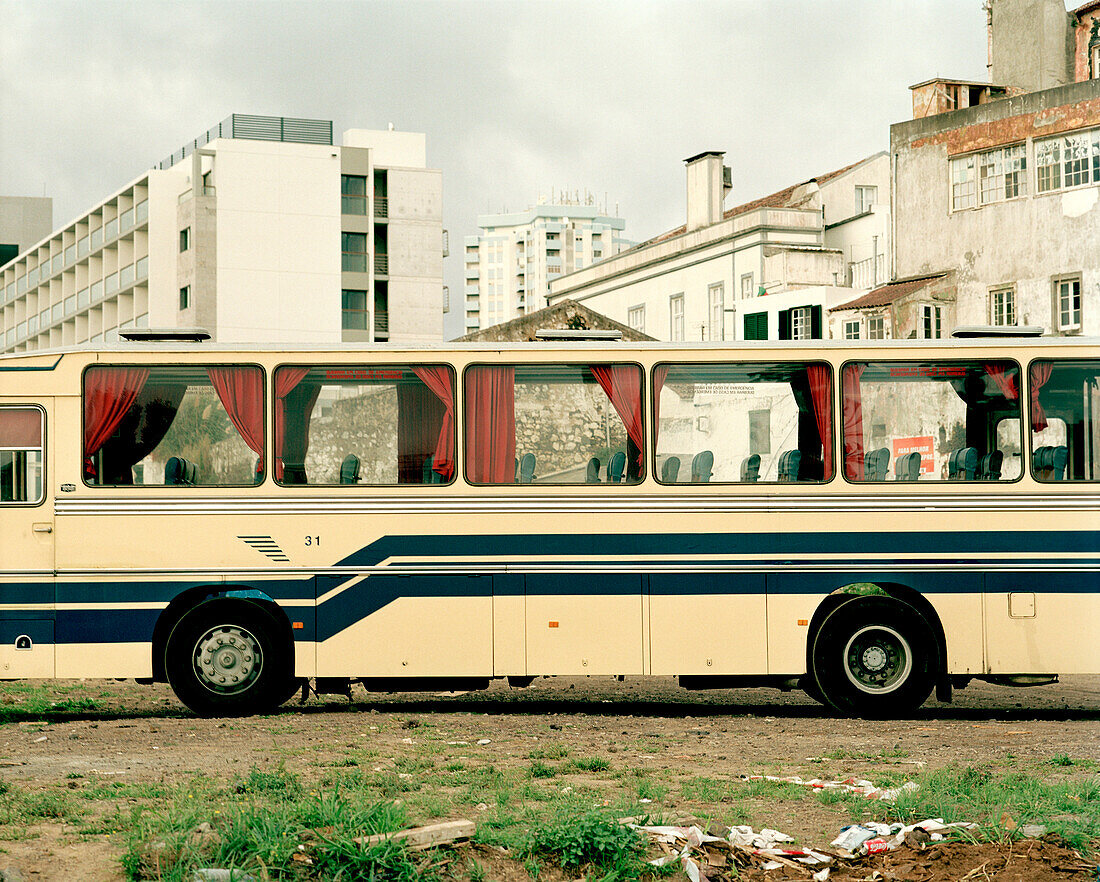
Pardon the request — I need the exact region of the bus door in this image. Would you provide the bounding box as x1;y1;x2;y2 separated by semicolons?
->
0;401;55;679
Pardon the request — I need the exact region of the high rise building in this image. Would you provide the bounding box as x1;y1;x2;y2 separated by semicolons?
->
0;196;53;268
463;198;628;332
0;114;447;352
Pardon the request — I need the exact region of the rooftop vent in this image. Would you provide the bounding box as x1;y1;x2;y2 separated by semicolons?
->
534;329;623;341
119;328;211;342
951;325;1044;338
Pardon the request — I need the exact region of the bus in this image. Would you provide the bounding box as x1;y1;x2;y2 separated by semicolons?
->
0;335;1096;717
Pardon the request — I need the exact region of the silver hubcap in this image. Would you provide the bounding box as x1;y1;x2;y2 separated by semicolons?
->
842;625;912;694
193;625;263;695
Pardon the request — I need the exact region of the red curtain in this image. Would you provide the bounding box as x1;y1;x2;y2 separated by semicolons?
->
274;368;320;481
84;367;149;478
1029;361;1054;432
0;409;42;448
208;367;265;474
591;365;644;469
985;362;1019;401
652;365;670;450
465;365;515;484
806;365;833;479
397;382;445;483
412;366;455;481
842;364;866;480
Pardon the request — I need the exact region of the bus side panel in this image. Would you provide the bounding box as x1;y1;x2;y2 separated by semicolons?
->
315;574;492;677
649;573;767;675
492;574;525;677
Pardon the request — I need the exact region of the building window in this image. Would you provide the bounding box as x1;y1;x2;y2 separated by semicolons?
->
341;289;369;330
1053;275;1082;332
708;283;725;341
844;320;861;340
743;311;768;340
341;232;368;273
179;285;190;310
179;227;190;252
790;306;812;340
740;273;754;299
669;294;684;342
341;175;368;215
921;305;942;339
628;305;646;334
989;286;1016;326
1092;44;1100;79
979;144;1027;204
950;155;976;210
1063;130;1093;188
855;186;877;213
867;315;885;339
1036;138;1062;193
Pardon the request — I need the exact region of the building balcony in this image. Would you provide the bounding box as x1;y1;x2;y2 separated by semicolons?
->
442;229;449;257
374;196;388;219
374;254;388;275
374;309;388;339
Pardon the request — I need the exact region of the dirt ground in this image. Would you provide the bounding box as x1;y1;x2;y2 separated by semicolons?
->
0;674;1097;881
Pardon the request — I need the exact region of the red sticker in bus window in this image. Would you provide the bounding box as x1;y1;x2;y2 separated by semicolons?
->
324;369;404;381
887;365;967;379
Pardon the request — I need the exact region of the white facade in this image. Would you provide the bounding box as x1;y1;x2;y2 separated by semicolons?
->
464;202;628;332
0;115;446;353
0;196;53;266
548;152;890;341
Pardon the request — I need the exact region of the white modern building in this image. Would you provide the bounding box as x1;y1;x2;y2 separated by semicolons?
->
464;198;629;332
547;151;890;342
0;114;448;352
0;196;53;269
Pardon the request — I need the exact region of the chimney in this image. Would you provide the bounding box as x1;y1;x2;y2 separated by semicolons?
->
684;151;727;232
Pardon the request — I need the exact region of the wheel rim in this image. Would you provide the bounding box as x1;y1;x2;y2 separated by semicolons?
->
842;624;913;694
192;625;263;696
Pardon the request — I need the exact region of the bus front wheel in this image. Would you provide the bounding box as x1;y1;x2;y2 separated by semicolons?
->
165;600;292;717
809;596;935;718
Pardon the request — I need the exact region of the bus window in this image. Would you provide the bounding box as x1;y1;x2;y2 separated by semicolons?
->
841;360;1022;482
1029;359;1100;481
83;365;264;486
653;362;833;483
0;407;44;503
273;364;455;485
464;363;643;485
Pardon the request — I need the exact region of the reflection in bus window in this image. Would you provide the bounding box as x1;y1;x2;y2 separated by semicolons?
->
842;360;1021;482
1030;359;1100;481
83;365;263;486
0;407;44;503
464;363;643;485
654;362;833;483
274;364;455;485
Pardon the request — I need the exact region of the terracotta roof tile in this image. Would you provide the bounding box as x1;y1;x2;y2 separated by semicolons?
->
830;273;949;311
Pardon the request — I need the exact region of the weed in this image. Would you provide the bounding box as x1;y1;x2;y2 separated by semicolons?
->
467;857;487;882
528;744;570;760
569;757;610;772
529;761;557;779
528;810;645;873
233;763;302;798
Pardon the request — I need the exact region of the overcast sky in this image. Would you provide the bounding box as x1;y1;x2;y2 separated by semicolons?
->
2;0;1010;338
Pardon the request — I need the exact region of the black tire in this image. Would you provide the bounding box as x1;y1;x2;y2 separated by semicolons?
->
164;599;293;717
810;595;936;718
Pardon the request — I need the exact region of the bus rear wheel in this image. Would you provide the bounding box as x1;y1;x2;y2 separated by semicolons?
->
810;596;935;718
165;600;292;717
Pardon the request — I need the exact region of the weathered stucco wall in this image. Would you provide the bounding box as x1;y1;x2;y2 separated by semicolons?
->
991;0;1075;93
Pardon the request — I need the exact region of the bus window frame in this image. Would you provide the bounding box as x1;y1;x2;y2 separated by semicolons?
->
273;361;458;488
839;357;1025;486
0;404;46;507
1026;356;1100;483
80;362;268;489
461;360;647;488
650;359;836;486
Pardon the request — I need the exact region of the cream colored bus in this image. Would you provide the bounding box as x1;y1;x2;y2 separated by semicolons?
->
1;335;1097;717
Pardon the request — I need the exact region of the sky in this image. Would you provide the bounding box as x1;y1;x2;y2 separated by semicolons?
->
1;0;1003;339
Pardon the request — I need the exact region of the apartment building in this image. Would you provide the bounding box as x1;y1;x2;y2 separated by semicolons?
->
463;199;628;332
0;196;52;268
547;151;889;342
0;114;447;353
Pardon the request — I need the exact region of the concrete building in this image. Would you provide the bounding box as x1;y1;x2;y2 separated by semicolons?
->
886;1;1100;339
547;151;890;342
458;298;653;343
464;198;628;333
0;114;447;353
0;196;52;268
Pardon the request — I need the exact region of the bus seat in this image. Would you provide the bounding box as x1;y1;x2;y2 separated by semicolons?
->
661;455;681;483
948;447;978;481
585;457;601;483
690;450;713;483
977;450;1003;481
777;450;801;482
519;453;536;484
607;451;626;484
865;447;890;481
422;454;443;484
340;454;360;484
1051;445;1068;480
1035;445;1068;480
165;456;187;485
895;451;921;481
283;463;308;484
739;454;760;483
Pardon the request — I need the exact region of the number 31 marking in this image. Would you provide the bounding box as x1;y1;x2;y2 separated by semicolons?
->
305;536;320;546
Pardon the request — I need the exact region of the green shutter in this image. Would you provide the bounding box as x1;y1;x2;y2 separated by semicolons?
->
743;311;768;340
811;305;823;339
778;309;792;340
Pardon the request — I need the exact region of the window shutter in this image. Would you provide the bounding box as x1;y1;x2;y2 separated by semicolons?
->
779;309;792;340
811;305;823;339
744;312;768;340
